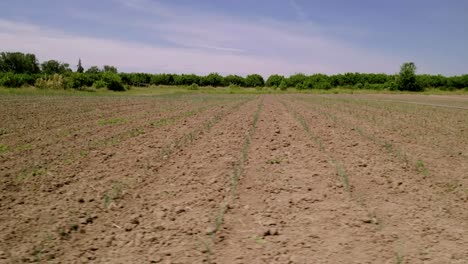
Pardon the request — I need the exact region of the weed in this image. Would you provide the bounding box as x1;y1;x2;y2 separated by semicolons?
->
251;235;266;245
415;159;429;177
0;144;8;153
98;118;127;126
16;167;46;182
129;127;145;137
383;142;393;151
103;182;125;208
16;144;33;151
332;160;351;193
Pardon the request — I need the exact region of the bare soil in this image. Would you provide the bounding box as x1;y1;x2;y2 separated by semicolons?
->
0;94;466;263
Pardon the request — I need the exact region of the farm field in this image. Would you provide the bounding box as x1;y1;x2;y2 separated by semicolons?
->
0;93;467;263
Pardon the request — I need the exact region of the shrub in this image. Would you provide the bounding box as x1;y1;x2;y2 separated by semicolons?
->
245;74;265;87
397;62;422;91
93;80;107;89
35;74;65;89
0;73;35;87
279;80;288;91
102;72;125;91
187;83;199;90
228;83;240;89
266;74;284;87
225;75;245;86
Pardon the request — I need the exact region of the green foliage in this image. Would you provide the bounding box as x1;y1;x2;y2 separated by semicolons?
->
224;74;245;86
41;60;71;75
245;74;265;87
103;65;118;73
174;74;200;86
93;80;107;89
86;66;101;74
35;74;65;89
77;58;84;73
150;73;175;86
287;73;307;87
1;51;467;92
0;73;36;87
201;73;224;87
266;74;285;87
64;73;94;89
397;62;422;91
102;72;125;91
0;52;40;74
187;83;199;90
279;80;288;91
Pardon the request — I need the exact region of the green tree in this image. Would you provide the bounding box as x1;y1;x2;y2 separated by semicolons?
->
224;74;245;86
397;62;422;91
77;58;84;73
265;74;285;87
200;73;224;87
0;52;40;74
103;65;118;73
86;66;101;74
244;74;265;87
286;73;306;87
41;60;71;75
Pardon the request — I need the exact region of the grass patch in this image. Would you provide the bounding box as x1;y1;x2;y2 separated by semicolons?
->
16;143;33;151
103;182;125;208
98;118;127;126
16;167;47;182
415;159;429;177
0;144;9;153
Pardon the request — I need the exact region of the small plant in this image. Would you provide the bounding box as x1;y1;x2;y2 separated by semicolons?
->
415;159;429;177
251;235;266;245
35;74;65;89
129;127;145;137
0;144;8;153
103;182;125;208
16;144;33;151
98;118;127;126
187;83;199;90
93;80;107;89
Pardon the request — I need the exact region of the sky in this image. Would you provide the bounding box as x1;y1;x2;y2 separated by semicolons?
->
0;0;467;76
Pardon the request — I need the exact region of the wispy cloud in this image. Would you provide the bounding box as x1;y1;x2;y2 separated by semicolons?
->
289;0;307;21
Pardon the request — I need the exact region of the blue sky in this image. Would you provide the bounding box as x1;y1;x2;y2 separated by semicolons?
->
0;0;467;76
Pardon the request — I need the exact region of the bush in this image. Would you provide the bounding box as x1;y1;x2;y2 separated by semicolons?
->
187;83;199;90
225;75;245;86
102;72;125;91
228;83;240;89
279;80;288;91
266;74;284;87
35;74;65;89
397;62;422;91
0;73;35;87
65;73;94;89
93;80;107;89
201;73;224;87
245;74;265;87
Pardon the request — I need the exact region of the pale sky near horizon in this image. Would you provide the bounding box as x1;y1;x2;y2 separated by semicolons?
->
1;0;467;76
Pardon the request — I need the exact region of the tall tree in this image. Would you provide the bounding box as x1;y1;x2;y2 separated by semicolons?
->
41;60;71;74
397;62;422;91
77;58;84;73
0;52;40;74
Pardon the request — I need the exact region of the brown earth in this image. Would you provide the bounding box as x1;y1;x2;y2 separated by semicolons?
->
0;94;466;263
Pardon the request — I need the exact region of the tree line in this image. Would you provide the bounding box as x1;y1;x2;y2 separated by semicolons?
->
1;52;467;91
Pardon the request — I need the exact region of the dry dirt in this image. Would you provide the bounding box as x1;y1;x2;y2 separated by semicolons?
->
0;93;467;263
